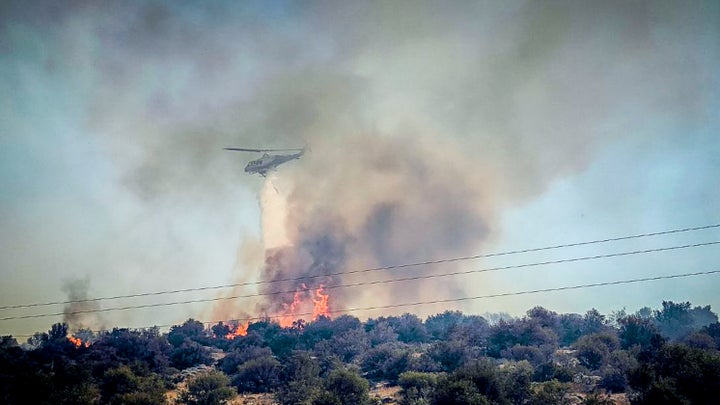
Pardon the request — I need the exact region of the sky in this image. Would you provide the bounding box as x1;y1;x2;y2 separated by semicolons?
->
1;0;719;337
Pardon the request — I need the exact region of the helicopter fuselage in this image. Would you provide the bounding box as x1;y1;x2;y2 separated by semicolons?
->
244;150;303;176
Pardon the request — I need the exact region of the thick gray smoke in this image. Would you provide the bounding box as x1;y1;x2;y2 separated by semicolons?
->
251;134;495;319
62;278;105;331
2;1;717;330
12;0;712;203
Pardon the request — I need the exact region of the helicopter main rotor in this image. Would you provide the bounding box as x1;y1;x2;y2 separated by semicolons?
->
225;146;306;176
224;147;304;153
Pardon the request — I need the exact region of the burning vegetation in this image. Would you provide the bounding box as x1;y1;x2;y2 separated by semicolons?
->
224;323;248;340
214;135;493;327
312;285;331;320
4;301;720;405
66;335;90;348
276;284;332;328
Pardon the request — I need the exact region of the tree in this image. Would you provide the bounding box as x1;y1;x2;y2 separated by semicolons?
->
529;380;571;405
427;340;472;372
573;333;620;370
385;314;429;343
26;331;49;348
682;331;715;350
314;328;370;363
533;361;573;383
398;372;438;405
219;346;274;375
558;313;585;346
451;315;490;347
276;351;323;405
654;301;694;341
265;325;301;359
608;308;628;327
360;342;412;382
425;311;490;347
168;319;206;347
598;349;636;393
703;322;720;349
618;314;659;350
92;328;171;373
322;368;372;405
211;322;231;340
45;362;100;405
312;391;342;405
169;339;212;369
425;311;467;341
180;371;236;405
527;307;561;331
0;336;17;349
501;345;546;366
487;318;558;357
432;378;490;405
49;322;70;341
628;343;720;404
101;366;139;402
232;356;281;393
301;316;336;348
499;361;533;405
651;301;717;342
329;315;363;335
365;319;398;346
688;305;718;329
582;309;609;335
100;365;166;405
636;307;653;319
438;359;507;404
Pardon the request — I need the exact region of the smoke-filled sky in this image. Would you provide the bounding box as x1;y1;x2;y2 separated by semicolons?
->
1;0;719;336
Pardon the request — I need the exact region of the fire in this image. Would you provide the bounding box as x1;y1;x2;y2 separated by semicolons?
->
67;335;90;348
312;285;331;320
278;290;303;328
276;284;332;327
225;322;248;339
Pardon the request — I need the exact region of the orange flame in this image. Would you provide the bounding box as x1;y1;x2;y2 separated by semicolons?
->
275;284;332;327
278;290;303;328
312;285;331;320
225;322;248;339
67;335;90;348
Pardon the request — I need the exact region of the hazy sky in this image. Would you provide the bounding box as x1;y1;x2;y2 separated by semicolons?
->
1;0;719;337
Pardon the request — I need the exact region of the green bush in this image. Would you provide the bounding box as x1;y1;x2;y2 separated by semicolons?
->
179;371;236;405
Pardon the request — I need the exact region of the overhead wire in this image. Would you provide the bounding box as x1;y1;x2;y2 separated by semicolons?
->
218;269;720;323
8;268;720;338
1;240;717;321
1;222;718;311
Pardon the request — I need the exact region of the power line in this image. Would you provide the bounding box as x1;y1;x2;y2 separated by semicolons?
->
9;268;719;338
227;269;720;322
2;240;717;321
2;223;718;311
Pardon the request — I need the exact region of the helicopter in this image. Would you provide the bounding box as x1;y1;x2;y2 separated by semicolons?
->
224;147;305;176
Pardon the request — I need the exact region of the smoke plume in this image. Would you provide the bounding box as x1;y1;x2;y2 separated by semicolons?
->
62;278;105;331
209;133;500;322
2;1;717;330
205;0;718;322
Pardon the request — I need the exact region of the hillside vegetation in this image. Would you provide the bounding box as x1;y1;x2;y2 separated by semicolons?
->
2;301;720;404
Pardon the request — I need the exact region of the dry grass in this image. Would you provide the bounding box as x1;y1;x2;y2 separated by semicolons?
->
168;385;277;405
370;382;401;404
228;393;277;405
165;381;185;404
572;392;630;405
